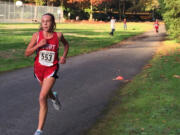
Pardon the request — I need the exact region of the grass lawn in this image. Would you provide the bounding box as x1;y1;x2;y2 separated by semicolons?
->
0;22;153;72
86;40;180;135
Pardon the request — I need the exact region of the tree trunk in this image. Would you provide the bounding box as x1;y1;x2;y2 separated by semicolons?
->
119;0;121;21
123;0;125;16
89;2;93;21
60;0;64;22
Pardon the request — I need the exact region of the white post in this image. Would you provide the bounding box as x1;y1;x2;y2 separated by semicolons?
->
21;5;24;21
16;1;23;22
57;9;61;23
8;2;10;20
14;3;16;21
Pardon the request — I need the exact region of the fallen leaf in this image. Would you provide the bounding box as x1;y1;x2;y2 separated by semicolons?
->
143;74;148;78
175;57;180;62
160;74;165;78
141;128;144;131
173;75;180;79
143;64;152;69
162;120;166;123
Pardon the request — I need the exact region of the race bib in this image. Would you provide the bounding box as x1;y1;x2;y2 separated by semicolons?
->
39;50;55;66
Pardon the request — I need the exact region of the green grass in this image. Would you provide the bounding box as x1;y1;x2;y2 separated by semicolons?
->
86;40;180;135
0;22;152;72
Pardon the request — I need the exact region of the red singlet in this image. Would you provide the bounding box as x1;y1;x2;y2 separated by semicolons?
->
34;31;59;82
154;22;159;29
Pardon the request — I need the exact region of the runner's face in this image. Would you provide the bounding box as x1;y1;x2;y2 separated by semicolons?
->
41;15;52;32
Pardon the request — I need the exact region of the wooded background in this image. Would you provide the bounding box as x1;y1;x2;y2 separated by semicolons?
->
1;0;179;41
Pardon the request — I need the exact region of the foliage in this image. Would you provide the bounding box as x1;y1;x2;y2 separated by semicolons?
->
9;0;162;20
144;0;159;11
66;0;111;20
23;0;60;6
34;0;44;5
159;0;180;41
67;0;110;6
127;0;159;12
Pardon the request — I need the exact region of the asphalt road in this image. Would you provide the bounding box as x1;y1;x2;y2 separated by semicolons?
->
0;25;166;135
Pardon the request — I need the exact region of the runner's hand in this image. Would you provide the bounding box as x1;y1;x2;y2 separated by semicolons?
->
60;57;66;64
38;39;47;48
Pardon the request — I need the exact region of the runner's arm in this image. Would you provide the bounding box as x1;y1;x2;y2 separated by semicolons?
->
60;33;69;58
25;33;47;56
57;32;69;64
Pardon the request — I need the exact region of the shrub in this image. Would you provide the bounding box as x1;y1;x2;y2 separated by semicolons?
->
159;0;180;41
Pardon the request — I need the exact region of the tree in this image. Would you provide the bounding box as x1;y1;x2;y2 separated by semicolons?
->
34;0;44;5
159;0;180;41
145;0;159;11
127;0;159;12
67;0;110;20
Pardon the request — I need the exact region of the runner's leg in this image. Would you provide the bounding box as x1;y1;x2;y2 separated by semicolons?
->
39;81;55;100
37;77;56;130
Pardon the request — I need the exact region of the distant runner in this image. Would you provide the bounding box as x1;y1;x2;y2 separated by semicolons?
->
123;18;127;30
154;19;160;33
25;13;69;135
109;16;116;36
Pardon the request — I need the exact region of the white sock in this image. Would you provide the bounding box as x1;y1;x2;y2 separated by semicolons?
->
37;129;43;133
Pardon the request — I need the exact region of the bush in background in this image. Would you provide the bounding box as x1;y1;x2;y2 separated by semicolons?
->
159;0;180;41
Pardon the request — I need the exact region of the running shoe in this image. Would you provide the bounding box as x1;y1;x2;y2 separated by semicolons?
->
51;91;62;110
34;130;43;135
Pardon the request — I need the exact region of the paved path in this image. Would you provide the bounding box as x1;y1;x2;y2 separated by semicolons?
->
0;26;166;135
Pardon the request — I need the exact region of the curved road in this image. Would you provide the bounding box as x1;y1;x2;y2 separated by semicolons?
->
0;26;166;135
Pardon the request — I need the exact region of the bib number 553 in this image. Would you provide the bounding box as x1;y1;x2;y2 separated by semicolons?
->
39;50;55;66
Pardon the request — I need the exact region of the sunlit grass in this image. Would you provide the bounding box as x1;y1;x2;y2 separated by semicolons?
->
0;22;153;72
86;40;180;135
156;40;180;56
